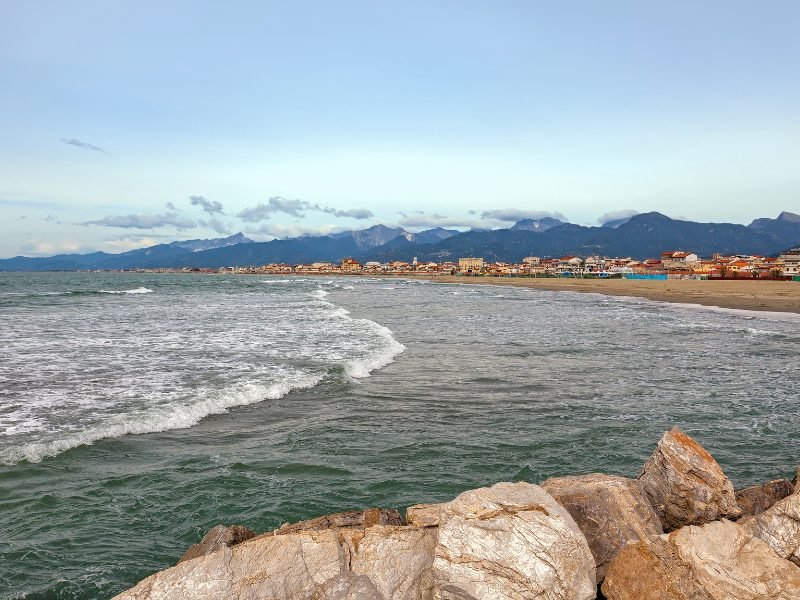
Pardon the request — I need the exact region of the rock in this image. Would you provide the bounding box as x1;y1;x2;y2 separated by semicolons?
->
177;524;255;564
601;519;800;600
741;489;800;566
115;524;437;600
541;473;663;583
271;507;403;535
735;478;794;519
311;573;384;600
115;529;345;599
406;503;446;527
349;525;437;599
638;427;741;531
432;481;596;600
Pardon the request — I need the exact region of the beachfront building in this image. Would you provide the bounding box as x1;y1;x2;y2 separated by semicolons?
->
341;258;361;272
661;251;699;270
458;257;484;273
780;249;800;276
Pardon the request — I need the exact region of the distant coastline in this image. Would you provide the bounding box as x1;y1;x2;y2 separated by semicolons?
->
410;275;800;314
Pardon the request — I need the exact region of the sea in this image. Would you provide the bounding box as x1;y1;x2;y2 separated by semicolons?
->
1;272;799;599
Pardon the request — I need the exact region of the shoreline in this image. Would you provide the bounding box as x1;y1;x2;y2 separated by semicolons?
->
403;275;800;314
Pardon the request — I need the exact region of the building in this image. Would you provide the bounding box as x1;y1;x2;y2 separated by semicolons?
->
341;258;361;272
780;249;800;276
458;257;484;273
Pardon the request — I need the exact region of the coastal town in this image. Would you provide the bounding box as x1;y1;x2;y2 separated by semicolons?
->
137;248;800;280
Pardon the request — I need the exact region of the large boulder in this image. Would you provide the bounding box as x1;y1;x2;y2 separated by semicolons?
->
432;481;596;600
541;473;663;583
601;519;800;599
349;525;437;599
638;427;741;531
735;478;794;519
177;524;255;563
115;525;436;600
115;529;345;599
741;488;800;566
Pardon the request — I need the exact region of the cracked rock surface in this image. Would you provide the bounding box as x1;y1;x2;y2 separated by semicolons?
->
541;473;663;583
741;482;800;567
601;519;800;600
638;427;741;531
431;481;596;600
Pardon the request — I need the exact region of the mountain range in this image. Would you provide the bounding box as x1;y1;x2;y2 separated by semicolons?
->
1;212;799;271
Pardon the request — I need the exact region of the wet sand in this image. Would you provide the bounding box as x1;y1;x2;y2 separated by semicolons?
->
410;276;800;314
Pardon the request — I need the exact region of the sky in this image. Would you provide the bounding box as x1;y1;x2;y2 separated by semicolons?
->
1;0;799;257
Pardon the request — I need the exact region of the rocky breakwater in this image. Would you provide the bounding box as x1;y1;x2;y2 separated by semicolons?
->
115;427;800;600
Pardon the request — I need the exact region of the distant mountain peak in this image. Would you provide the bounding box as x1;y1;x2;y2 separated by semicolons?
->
170;232;253;252
510;217;566;232
749;211;800;229
777;211;800;223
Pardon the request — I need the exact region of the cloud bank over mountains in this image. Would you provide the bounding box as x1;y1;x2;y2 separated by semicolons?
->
236;196;374;222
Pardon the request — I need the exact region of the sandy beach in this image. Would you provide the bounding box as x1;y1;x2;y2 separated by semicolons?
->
410;276;800;314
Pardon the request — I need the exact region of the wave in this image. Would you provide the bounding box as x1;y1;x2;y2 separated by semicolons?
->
98;287;153;295
0;372;324;466
309;289;405;379
260;278;309;284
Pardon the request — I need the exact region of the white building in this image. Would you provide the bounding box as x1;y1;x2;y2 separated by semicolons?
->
780;249;800;276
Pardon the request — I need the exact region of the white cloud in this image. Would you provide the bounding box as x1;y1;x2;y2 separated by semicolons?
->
190;195;224;215
19;239;89;256
397;213;488;230
597;209;639;225
198;217;231;234
480;209;567;222
245;222;351;241
83;212;197;230
237;196;373;222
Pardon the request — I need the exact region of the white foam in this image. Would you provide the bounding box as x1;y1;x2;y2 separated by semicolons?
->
308;288;405;380
343;320;405;379
98;287;153;295
0;372;324;465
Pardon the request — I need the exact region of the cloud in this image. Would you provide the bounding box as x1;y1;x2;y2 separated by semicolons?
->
60;138;110;155
597;209;639;225
397;213;485;229
19;239;89;256
237;196;374;222
320;207;373;219
199;217;231;234
237;197;309;221
480;209;567;222
102;237;164;251
83;211;197;230
165;201;177;210
190;195;224;215
245;222;351;240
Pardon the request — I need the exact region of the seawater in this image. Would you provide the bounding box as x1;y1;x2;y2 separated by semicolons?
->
0;272;798;599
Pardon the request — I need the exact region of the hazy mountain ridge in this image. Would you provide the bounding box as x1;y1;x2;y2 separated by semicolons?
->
1;213;798;270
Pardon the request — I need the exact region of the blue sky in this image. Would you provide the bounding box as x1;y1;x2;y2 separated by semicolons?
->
1;1;798;257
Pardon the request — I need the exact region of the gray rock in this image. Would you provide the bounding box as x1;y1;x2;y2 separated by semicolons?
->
638;427;741;531
541;473;663;583
735;478;793;519
432;481;596;600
